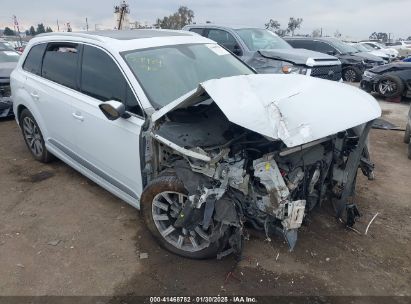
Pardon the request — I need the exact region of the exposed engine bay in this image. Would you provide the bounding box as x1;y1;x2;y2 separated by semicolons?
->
142;98;375;258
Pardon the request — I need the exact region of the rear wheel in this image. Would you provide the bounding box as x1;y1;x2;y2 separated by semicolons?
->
20;109;53;163
140;175;220;259
403;124;410;144
343;67;361;82
377;75;404;98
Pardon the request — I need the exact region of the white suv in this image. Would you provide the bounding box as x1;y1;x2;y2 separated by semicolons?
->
11;30;380;259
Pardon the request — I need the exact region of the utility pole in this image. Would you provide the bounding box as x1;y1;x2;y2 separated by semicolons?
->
86;17;89;31
12;15;22;45
57;19;60;32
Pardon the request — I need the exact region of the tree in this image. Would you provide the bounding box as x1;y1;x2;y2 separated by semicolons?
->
312;28;322;37
287;17;303;36
155;6;194;29
265;19;280;31
275;29;289;37
369;32;388;42
46;26;53;32
3;27;15;36
36;23;46;34
29;26;36;36
334;30;342;38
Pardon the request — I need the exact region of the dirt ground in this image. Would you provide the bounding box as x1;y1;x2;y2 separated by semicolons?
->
0;94;410;300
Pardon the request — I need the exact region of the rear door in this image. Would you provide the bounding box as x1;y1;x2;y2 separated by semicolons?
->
23;42;79;152
70;44;145;202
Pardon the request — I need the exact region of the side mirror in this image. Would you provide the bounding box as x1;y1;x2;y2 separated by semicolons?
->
233;44;243;56
99;100;129;121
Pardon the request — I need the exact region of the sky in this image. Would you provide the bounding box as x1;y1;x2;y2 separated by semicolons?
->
0;0;410;40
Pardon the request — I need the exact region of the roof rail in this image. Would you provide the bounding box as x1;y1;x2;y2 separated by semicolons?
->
36;32;103;41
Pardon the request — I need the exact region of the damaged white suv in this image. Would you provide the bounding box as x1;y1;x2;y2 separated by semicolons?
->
11;30;381;259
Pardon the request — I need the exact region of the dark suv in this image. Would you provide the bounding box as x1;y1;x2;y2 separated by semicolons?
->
183;25;342;81
285;37;383;82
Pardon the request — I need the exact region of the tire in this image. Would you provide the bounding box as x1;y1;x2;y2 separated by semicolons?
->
343;66;362;82
140;174;220;259
377;75;405;98
403;124;410;144
19;109;54;163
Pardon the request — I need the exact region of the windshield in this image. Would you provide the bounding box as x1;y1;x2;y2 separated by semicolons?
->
235;28;292;51
361;43;375;51
352;44;369;52
0;51;20;63
327;38;358;54
123;43;253;108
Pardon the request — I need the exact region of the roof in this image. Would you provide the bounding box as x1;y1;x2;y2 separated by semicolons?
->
38;29;193;41
30;29;212;53
284;37;337;41
184;24;261;30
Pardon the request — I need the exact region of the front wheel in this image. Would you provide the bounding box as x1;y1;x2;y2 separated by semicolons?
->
20;109;53;163
377;75;404;98
140;175;220;259
343;67;362;82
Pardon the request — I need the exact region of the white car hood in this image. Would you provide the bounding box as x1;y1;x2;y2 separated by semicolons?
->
152;74;381;148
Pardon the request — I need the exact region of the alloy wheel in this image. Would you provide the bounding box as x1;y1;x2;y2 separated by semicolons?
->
344;69;357;82
22;116;43;157
152;191;211;252
378;79;397;95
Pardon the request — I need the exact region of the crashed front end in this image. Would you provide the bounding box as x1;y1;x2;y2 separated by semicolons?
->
145;74;381;257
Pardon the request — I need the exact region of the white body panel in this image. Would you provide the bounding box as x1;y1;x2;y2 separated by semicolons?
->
154;74;381;147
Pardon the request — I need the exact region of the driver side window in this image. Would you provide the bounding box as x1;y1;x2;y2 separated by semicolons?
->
207;29;242;55
80;45;144;116
315;42;337;55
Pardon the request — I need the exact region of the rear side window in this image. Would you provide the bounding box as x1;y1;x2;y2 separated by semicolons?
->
23;44;47;75
42;43;79;89
80;45;143;116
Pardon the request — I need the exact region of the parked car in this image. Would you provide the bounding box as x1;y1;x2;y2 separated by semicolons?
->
285;37;382;82
0;48;19;117
350;43;390;63
11;30;380;259
404;105;411;159
360;62;411;98
385;41;411;58
183;25;342;81
359;41;399;60
0;41;17;51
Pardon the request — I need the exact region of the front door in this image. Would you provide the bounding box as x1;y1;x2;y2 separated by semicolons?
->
70;44;145;205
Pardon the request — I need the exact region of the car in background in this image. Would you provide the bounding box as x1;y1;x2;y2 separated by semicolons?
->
359;41;398;60
285;37;382;82
0;48;20;117
183;25;342;81
386;41;411;58
0;41;17;51
360;62;411;98
350;43;390;63
404;104;411;159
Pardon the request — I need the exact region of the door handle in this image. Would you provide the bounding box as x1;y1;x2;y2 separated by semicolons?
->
72;112;84;121
30;92;39;100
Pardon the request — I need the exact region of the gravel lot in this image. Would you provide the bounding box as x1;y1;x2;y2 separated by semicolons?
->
0;92;410;299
